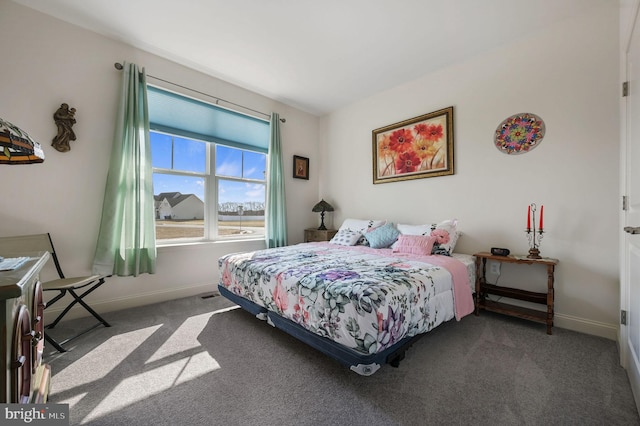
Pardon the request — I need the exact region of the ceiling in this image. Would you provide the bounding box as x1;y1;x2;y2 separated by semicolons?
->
12;0;612;116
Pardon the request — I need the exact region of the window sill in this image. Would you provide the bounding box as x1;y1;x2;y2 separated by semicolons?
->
156;238;266;250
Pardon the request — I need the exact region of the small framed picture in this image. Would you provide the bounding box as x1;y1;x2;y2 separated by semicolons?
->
293;155;309;180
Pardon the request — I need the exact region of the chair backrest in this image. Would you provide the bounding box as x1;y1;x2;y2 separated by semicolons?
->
0;233;64;278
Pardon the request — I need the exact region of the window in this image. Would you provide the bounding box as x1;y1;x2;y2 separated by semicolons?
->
148;86;269;243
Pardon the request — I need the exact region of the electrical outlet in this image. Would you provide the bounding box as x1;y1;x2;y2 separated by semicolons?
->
490;261;501;275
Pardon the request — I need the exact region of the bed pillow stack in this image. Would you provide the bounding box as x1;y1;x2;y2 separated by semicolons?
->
329;218;459;254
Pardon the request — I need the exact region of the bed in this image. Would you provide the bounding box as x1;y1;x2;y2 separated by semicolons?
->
217;219;475;376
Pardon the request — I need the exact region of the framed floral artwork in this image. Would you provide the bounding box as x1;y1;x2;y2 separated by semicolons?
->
293;155;309;180
372;107;454;184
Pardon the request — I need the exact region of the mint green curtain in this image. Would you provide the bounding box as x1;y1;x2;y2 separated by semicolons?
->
92;62;156;276
265;113;287;248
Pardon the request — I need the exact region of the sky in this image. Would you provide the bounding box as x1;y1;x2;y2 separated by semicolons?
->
150;132;266;204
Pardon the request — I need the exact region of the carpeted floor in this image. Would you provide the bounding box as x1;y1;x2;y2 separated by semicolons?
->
44;294;640;426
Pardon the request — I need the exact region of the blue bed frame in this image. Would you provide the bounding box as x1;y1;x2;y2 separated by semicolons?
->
218;284;424;376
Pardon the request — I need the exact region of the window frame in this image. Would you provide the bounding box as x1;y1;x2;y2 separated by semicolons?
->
151;131;267;245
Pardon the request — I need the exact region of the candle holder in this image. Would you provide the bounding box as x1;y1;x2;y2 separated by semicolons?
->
526;203;544;259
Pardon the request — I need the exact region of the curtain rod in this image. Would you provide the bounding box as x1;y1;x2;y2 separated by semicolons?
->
114;62;285;123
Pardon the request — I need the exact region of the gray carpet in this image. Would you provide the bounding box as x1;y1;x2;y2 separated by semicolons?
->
44;294;640;425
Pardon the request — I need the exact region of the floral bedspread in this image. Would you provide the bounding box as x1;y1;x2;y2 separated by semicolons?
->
219;242;473;356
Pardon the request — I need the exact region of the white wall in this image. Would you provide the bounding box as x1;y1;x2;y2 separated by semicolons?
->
319;3;620;339
0;2;319;316
0;1;622;340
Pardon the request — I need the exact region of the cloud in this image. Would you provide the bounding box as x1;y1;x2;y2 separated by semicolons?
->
216;161;241;176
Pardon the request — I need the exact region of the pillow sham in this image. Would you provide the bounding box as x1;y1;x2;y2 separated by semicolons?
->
364;222;400;249
329;229;362;246
392;234;437;256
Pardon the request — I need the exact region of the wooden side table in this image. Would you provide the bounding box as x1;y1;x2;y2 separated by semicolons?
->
304;228;337;242
474;252;558;334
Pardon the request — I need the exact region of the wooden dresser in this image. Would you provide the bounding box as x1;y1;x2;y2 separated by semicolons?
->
0;252;51;403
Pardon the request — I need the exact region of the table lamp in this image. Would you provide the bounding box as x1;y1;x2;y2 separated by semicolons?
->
312;199;334;230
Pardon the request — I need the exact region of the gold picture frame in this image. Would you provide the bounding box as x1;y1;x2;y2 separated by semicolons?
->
372;107;454;184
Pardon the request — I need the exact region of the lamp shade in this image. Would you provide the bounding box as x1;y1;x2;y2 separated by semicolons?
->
312;199;334;213
0;117;45;164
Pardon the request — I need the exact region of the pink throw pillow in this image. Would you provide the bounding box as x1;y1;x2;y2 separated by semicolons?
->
392;234;437;256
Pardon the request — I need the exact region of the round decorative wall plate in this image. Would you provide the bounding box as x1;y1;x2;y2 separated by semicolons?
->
494;112;545;155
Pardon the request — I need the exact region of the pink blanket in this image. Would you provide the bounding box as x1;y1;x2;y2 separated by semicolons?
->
406;253;475;320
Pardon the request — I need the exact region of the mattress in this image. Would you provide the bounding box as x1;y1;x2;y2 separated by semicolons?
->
451;252;476;292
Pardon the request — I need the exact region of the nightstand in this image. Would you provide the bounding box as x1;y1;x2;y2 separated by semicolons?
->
474;252;558;334
304;228;337;242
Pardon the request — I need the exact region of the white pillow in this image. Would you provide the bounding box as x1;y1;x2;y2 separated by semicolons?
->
338;218;386;233
396;223;432;236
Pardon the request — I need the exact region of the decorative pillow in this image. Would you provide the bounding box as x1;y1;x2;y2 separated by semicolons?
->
391;219;460;256
429;219;459;256
392;234;437;256
329;229;362;246
390;223;432;250
338;218;386;246
364;222;400;249
355;234;369;246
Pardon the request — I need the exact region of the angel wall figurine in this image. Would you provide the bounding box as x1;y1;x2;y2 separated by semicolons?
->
52;103;77;152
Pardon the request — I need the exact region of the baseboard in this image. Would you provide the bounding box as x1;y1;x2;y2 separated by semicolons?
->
485;297;619;341
554;312;618;341
44;282;216;323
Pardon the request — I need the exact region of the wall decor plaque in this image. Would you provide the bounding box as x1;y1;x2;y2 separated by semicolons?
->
494;112;545;155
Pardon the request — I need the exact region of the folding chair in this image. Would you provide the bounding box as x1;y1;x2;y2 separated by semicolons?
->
0;233;110;352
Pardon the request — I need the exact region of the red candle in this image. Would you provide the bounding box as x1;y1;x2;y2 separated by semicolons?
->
539;205;544;230
527;205;531;230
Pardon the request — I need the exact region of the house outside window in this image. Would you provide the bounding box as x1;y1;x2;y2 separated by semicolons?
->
148;86;269;243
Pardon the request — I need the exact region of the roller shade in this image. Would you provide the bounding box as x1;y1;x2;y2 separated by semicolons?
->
147;86;269;153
